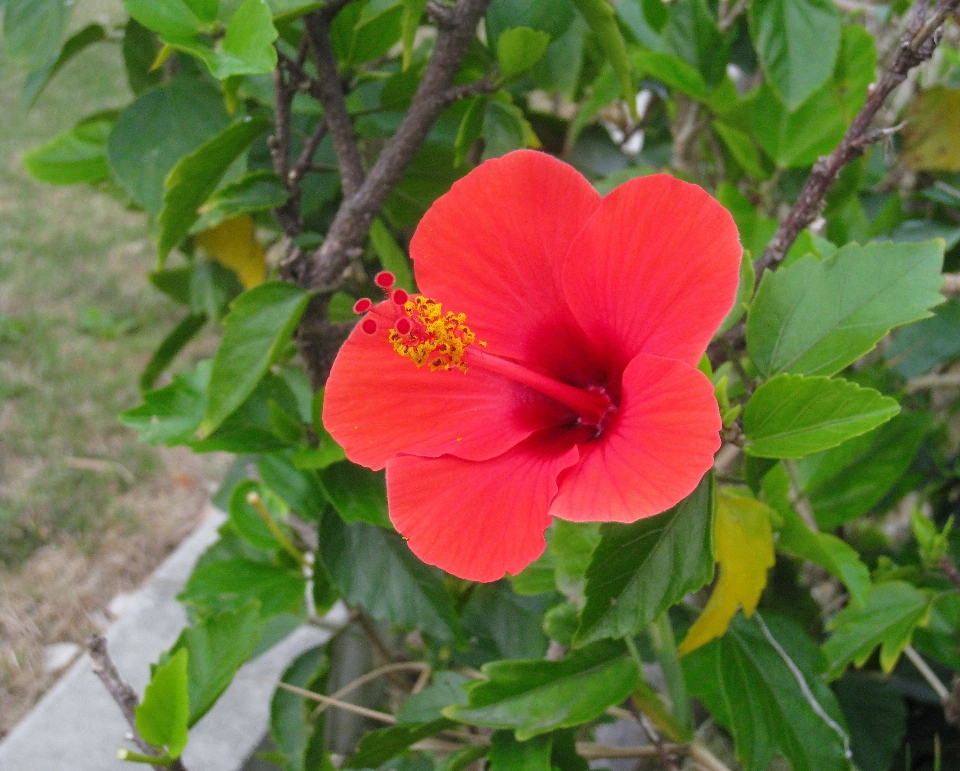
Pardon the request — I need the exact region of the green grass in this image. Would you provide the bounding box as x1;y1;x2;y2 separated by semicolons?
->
0;4;203;565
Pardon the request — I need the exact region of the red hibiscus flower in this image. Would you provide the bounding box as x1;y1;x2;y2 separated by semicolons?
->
323;150;741;582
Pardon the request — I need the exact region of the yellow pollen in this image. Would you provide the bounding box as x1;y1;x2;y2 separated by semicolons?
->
388;296;479;372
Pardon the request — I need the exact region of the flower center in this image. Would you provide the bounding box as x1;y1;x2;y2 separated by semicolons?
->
356;272;614;427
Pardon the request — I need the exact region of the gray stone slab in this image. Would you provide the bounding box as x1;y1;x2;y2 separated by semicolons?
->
0;507;343;771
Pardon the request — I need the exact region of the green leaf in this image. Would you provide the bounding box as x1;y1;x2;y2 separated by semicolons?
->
747;241;945;378
833;671;906;771
201;281;312;435
796;412;930;529
400;0;427;69
497;27;551;82
460;583;550;662
398;672;470;724
158;113;270;261
887;299;960;377
136;648;190;757
661;0;728;88
220;0;278;73
716;248;755;336
140;312;208;391
229;480;288;551
632;49;709;102
749;0;841;111
123;19;163;95
762;465;870;606
550;521;600;600
257;451;326;520
21;23;106;109
320;517;462;642
270;646;330;771
320;462;391;528
823;581;933;678
483;99;529;160
446;640;640;740
346;720;454;769
124;0;214;38
744;375;900;458
2;0;72;69
23;113;114;185
108;78;230;215
369;218;415;292
170;603;262;725
574;474;714;646
712;121;769;180
488;731;553;771
454;96;487;166
485;0;576;48
180;557;306;617
120;361;209;445
750;82;846;168
167;0;279;79
716;184;778;259
198;170;288;229
684;613;851;771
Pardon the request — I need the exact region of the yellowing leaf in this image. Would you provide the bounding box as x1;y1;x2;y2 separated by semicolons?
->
678;489;775;657
195;215;266;288
903;86;960;172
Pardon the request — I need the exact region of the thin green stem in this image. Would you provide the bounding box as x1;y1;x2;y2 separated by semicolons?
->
118;749;174;768
647;613;693;734
247;492;308;568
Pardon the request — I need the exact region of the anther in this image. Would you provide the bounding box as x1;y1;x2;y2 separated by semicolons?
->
392;288;409;305
353;298;372;314
361;318;378;335
375;271;395;288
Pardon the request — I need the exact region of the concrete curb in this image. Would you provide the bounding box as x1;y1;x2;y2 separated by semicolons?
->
0;507;340;771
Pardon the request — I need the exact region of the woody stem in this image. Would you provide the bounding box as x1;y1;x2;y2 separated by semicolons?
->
464;348;611;425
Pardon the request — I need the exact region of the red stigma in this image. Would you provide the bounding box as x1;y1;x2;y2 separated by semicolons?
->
375;271;395;288
395;317;412;335
353;297;373;314
361;318;378;335
392;288;409;305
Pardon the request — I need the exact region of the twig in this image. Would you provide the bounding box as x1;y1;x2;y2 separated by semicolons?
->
87;636;189;771
904;644;951;702
938;555;960;591
443;77;498;104
756;0;958;277
303;9;366;198
784;460;818;531
355;612;401;665
718;0;748;32
264;679;398;723
295;0;493;293
905;371;960;393
312;661;430;717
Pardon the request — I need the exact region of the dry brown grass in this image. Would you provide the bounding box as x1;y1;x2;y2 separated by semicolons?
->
0;447;229;736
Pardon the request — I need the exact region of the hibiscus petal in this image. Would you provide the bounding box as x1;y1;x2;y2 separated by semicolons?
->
551;354;721;523
410;150;604;385
323;319;566;470
562;174;741;374
386;431;582;582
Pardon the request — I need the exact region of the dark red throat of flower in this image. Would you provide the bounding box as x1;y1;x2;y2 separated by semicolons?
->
355;272;614;428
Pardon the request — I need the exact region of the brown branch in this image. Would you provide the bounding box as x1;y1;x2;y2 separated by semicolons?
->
756;0;958;278
295;0;493;294
444;77;498;104
303;7;366;198
270;56;302;240
87;636;189;771
939;556;960;590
